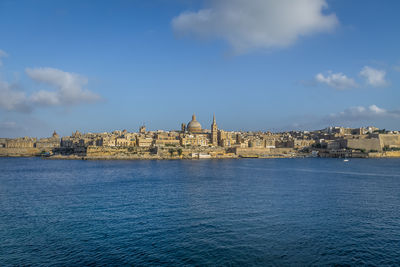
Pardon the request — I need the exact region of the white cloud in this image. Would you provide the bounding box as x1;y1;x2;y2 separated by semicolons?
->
0;49;8;67
0;80;31;112
30;90;60;106
26;67;100;106
360;66;388;87
328;104;399;123
0;67;100;112
277;104;400;131
315;71;358;90
368;104;386;114
172;0;338;53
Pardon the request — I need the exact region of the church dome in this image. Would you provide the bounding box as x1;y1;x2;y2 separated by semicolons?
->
187;114;202;133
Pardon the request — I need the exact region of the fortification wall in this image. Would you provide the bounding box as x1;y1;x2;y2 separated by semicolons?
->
0;147;43;157
156;146;229;159
86;146;152;156
345;138;381;152
234;147;294;156
379;134;400;148
86;146;234;159
368;151;400;158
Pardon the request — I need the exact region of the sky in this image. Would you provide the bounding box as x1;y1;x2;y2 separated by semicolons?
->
0;0;400;138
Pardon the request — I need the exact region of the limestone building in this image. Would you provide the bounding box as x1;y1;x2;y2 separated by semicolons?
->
211;114;218;146
187;114;202;133
179;113;223;147
36;131;61;148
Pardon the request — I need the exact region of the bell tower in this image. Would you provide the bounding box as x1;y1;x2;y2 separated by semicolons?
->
211;114;218;146
139;125;146;134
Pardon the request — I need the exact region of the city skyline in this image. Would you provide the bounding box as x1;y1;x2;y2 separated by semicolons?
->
1;0;400;138
0;111;394;140
0;111;393;139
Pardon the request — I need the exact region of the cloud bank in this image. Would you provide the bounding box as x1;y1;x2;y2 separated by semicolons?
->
328;104;393;122
317;104;400;128
172;0;338;53
283;104;400;131
314;66;390;90
0;81;32;112
0;67;100;112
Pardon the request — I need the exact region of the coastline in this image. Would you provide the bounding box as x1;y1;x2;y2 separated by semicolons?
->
1;153;400;160
2;145;400;160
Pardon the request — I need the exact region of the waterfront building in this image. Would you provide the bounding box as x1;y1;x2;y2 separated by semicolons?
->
5;137;36;148
3;113;400;159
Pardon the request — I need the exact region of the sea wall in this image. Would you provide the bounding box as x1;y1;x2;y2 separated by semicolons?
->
86;146;155;159
234;147;295;157
379;134;400;148
85;146;237;159
0;147;43;157
368;151;400;158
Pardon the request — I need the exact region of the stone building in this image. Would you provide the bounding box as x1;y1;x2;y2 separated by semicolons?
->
218;130;236;147
137;137;153;147
35;131;61;149
187;114;202;133
180;134;209;146
97;136;116;147
154;132;180;146
0;138;6;148
5;137;36;148
211;114;218;146
116;137;135;147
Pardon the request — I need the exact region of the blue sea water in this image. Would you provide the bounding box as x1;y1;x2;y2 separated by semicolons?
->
0;158;400;266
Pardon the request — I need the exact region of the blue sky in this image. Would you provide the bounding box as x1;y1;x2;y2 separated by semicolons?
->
0;0;399;137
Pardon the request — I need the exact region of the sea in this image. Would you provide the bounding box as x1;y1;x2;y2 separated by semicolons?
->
1;157;400;266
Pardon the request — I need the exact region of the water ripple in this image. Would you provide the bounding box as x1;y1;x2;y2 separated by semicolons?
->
1;158;400;266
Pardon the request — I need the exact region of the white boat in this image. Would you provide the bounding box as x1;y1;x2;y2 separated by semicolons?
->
343;159;349;162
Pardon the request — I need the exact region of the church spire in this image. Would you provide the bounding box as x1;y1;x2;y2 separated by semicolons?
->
211;113;218;145
212;113;217;127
